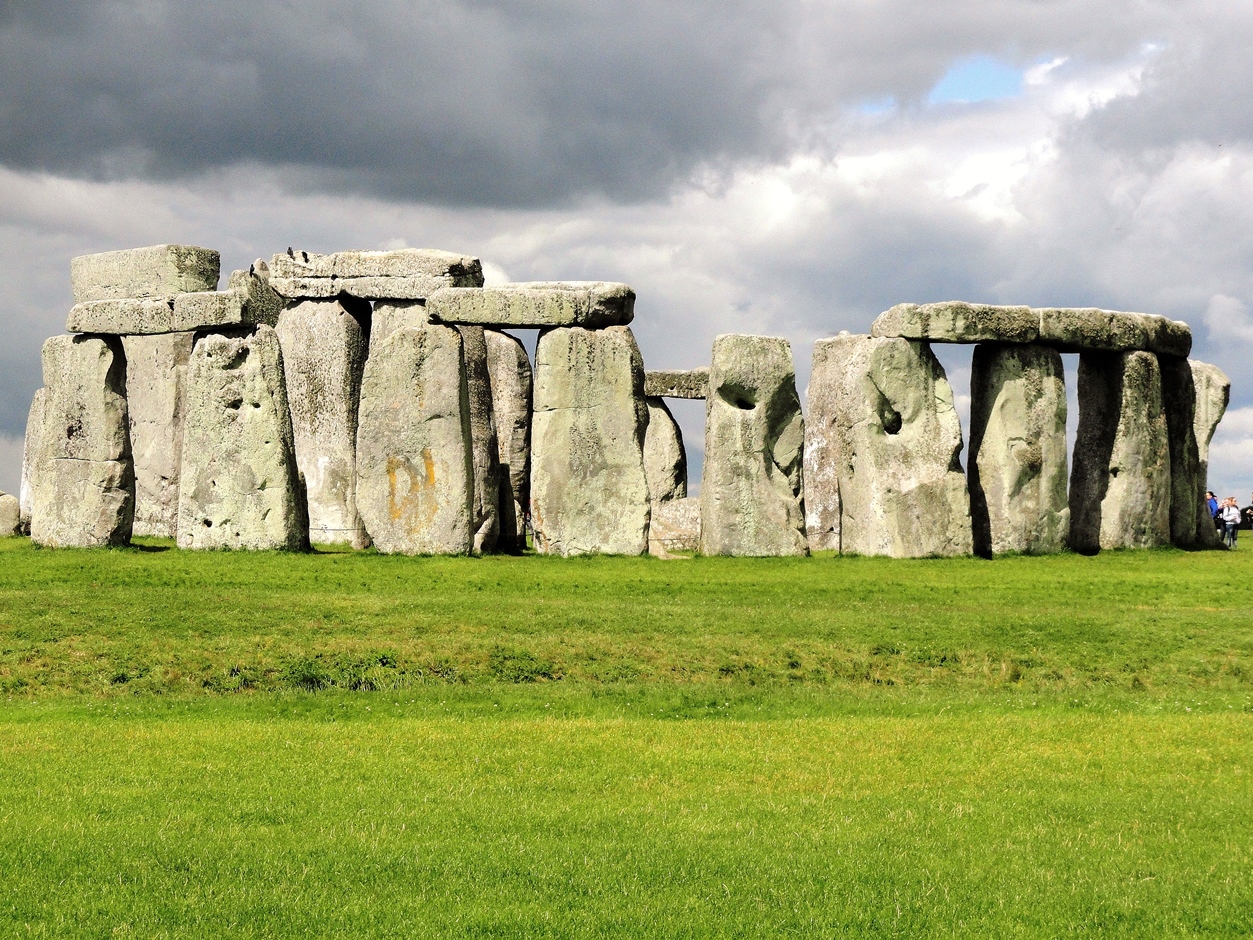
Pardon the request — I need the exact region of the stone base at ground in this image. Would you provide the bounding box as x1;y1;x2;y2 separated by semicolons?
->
0;493;20;536
648;496;700;557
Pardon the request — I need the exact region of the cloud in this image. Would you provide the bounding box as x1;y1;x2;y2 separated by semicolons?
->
1204;294;1253;345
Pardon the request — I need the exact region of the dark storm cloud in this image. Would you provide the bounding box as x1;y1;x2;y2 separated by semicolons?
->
0;0;1167;207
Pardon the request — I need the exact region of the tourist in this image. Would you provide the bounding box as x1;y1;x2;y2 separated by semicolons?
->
1221;497;1241;547
1207;491;1220;531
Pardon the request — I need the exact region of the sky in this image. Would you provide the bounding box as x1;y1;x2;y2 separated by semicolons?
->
2;0;1252;500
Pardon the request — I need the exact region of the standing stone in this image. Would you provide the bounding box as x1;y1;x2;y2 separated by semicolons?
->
122;332;194;538
1192;360;1231;548
177;326;308;551
1159;356;1203;549
968;344;1069;556
700;334;807;557
531;326;650;556
369;300;428;356
805;334;972;558
0;493;20;536
30;335;134;548
19;388;47;532
644;397;687;503
355;324;474;555
485;330;533;551
458;326;501;554
1069;351;1171;554
276;298;371;546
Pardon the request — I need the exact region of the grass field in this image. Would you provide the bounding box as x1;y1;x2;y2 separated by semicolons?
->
1;538;1251;936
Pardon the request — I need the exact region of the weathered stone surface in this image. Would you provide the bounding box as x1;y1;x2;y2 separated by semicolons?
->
369;300;430;356
276;298;371;546
485;330;532;551
355;324;474;555
531;326;650;556
458;325;501;554
644;397;687;503
968;344;1069;556
872;302;1039;344
177;326;308;551
700;334;807;557
0;493;20;536
1038;308;1191;356
805;334;972;557
645;368;709;399
1069;351;1171;554
122;332;194;538
648;496;700;558
1159;356;1204;548
428;282;634;329
269;248;483;301
69;261;281;334
70;245;220;304
19;388;46;531
30;335;134;548
1191;360;1231;548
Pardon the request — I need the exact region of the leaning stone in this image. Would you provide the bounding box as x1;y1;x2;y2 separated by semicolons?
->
1069;351;1171;553
805;334;972;558
70;244;220;304
485;330;533;551
871;301;1039;344
644;397;687;503
276;298;371;547
531;326;650;556
30;335;134;548
18;388;47;532
648;496;701;558
355;324;475;555
122;332;195;538
700;334;807;557
269;248;483;281
968;344;1069;556
645;368;709;399
428;282;634;329
177;326;308;551
459;325;501;554
1191;360;1230;548
0;493;20;536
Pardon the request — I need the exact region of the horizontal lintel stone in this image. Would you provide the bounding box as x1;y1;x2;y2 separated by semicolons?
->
871;302;1039;344
269;275;461;301
426;282;634;328
645;368;709;398
70;245;220;304
268;248;483;282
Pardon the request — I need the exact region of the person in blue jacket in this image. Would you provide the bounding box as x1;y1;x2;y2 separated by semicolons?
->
1207;491;1220;533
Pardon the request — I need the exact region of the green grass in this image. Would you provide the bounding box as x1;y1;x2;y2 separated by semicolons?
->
1;538;1251;936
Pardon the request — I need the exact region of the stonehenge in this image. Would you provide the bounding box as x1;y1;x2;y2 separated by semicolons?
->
17;242;1236;561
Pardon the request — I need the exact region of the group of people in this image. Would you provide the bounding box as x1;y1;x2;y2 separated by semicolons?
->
1207;491;1253;548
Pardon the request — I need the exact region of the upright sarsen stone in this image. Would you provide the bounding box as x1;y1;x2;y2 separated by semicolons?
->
276;298;370;546
1192;360;1230;548
530;325;650;556
0;492;18;537
458;325;501;554
355;324;474;555
968;344;1069;556
485;330;533;551
806;335;972;558
30;335;134;548
700;334;807;557
1159;356;1203;549
122;332;195;538
644;397;687;503
1069;351;1171;554
178;326;308;551
19;388;47;532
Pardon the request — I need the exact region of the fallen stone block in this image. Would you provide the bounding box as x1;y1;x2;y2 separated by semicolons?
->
0;493;19;536
968;344;1069;556
122;332;195;539
276;298;371;547
177;326;309;551
1069;351;1171;553
531;325;650;556
459;325;501;554
871;301;1039;344
644;397;687;503
700;334;807;557
1191;360;1231;548
355;324;475;555
30;335;134;548
269;248;483;301
645;368;709;399
805;334;972;558
648;496;700;558
428;282;634;329
18;388;46;532
485;330;533;552
70;244;220;304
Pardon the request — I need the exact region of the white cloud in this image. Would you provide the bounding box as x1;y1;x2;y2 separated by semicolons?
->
1204;294;1253;345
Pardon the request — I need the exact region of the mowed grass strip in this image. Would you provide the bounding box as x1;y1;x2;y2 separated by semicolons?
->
0;704;1248;938
1;538;1251;698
